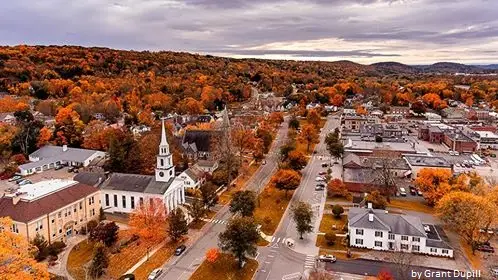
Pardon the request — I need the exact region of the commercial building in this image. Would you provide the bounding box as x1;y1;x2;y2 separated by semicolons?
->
348;206;453;258
443;132;478;153
18;145;105;176
404;155;452;178
0;180;100;243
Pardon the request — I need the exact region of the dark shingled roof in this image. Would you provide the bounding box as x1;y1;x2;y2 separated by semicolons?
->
0;183;98;223
74;172;106;186
100;173;174;194
348;208;426;237
182;130;221;153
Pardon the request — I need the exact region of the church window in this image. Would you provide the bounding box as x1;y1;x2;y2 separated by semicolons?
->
160;159;164;166
170;170;173;176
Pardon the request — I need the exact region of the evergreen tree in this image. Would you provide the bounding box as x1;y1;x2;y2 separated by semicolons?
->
168;208;189;242
89;243;108;279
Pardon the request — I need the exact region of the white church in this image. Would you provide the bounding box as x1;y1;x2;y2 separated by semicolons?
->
100;118;186;213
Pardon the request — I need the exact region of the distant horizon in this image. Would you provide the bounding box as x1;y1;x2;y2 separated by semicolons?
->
2;0;497;65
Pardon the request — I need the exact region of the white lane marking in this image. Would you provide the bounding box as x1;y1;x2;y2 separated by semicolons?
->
271;236;275;242
276;237;281;243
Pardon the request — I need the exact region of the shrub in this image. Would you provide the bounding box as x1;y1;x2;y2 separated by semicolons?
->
332;205;344;219
48;241;66;257
324;232;336;246
87;220;99;233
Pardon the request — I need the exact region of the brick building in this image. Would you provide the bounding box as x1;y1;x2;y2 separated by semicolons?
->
443;132;478;153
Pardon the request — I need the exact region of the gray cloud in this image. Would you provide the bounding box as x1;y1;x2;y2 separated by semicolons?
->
0;0;497;63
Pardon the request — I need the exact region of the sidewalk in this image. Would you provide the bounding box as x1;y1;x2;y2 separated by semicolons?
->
124;240;167;275
48;235;86;280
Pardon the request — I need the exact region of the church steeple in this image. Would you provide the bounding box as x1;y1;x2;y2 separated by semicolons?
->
156;118;174;182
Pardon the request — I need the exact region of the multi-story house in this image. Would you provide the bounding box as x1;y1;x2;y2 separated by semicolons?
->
348;206;453;258
0;180;100;243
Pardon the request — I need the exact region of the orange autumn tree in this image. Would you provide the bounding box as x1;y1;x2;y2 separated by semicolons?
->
129;198;167;259
0;217;50;280
306;109;321;127
299;124;319;153
54;106;85;146
272;169;302;198
414;168;452;206
231;126;257;163
36;127;52;148
377;271;394;280
205;248;220;263
327;178;349;198
355;105;368;115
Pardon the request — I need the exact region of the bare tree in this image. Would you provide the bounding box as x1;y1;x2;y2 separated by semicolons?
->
381;249;415;280
369;152;400;201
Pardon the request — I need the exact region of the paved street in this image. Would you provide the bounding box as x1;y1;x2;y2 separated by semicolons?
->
157;117;290;280
255;115;341;280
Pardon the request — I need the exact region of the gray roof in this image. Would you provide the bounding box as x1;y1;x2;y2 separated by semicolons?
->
29;145;103;162
100;173;174;194
183;167;204;182
348;208;426;237
404;155;452;168
74;172;106;187
196;160;217;167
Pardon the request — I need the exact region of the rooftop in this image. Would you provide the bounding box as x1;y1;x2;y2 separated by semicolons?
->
475;131;498;138
7;180;78;202
444;132;474;142
101;173;175;194
404;155;452;168
348;208;426;237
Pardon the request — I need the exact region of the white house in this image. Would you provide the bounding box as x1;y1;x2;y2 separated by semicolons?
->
194;160;219;174
19;145;105;176
179;166;205;189
348;206;453;258
100;119;185;213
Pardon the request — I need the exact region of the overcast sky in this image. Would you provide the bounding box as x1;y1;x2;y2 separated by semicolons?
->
1;0;498;64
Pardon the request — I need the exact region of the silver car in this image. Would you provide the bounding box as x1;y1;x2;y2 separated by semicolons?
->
148;268;163;280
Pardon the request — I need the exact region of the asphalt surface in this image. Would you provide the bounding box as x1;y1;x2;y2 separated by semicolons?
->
157;117;290;280
255;115;341;280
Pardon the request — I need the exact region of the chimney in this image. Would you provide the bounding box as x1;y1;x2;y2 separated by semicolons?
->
62;145;68;152
12;195;21;205
368;213;374;222
367;202;372;209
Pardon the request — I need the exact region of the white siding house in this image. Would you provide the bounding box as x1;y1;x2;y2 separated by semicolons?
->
348;206;453;258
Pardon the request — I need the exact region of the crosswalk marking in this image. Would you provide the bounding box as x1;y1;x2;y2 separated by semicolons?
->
209;219;227;224
276;237;281;243
271;236;275;242
304;255;316;269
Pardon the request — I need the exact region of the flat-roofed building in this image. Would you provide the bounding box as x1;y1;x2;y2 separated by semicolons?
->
404;155;452;178
443;132;478;153
0;180;100;243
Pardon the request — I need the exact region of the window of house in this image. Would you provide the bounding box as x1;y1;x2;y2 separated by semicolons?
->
401;236;409;241
131;196;135;209
355;239;363;245
442;249;449;254
74;205;76;212
90;209;95;216
412;237;420;242
388;234;395;240
139;197;144;205
401;244;409;250
356;229;364;235
375;231;383;238
430;248;437;253
150;198;154;206
80;202;83;210
122;195;126;208
114;195;118;207
412;245;420;252
88;197;92;205
161;159;164;166
52;219;55;223
105;194;109;206
11;223;19;233
58;212;61;218
374;241;382;247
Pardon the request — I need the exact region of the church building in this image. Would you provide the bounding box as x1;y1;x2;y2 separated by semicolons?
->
100;118;186;213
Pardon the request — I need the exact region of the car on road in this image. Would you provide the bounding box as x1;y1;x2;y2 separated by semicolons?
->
175;244;187;256
399;187;407;196
315;176;325;182
318;254;336;263
147;268;163;280
315;184;325;191
8;175;22;182
119;274;135;280
68;166;75;172
18;179;32;186
318;171;327;175
417;189;423;196
477;245;495;253
321;163;328;168
409;187;417;196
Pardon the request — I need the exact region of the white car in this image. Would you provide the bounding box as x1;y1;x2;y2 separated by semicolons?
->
318;254;336;263
148;268;163;280
315;176;325;182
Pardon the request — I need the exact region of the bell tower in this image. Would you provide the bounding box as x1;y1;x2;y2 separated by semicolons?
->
155;118;175;182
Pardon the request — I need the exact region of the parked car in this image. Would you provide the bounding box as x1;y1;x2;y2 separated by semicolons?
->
477;245;495;253
490;267;498;277
399;187;407;196
318;171;327;176
18;180;32;186
417;189;423;196
321;163;328;168
318;254;336;263
16;178;28;185
315;176;325;182
175;245;187;256
8;175;22;182
409;187;417;196
315;184;325;191
54;165;64;170
67;166;75;172
119;274;135;280
73;168;79;173
147;268;163;280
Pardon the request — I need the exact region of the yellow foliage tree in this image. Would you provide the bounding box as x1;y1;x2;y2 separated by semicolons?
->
0;217;50;279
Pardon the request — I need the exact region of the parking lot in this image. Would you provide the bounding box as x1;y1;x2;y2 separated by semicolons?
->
0;166;76;196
